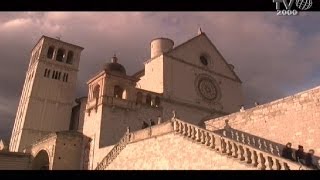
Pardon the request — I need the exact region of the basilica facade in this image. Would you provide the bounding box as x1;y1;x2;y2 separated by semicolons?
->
0;30;317;170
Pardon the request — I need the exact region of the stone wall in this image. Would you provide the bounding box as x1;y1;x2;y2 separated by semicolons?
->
205;85;320;157
51;132;85;170
0;152;31;170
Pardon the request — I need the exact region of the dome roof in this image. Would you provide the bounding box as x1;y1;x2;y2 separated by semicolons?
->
103;55;126;75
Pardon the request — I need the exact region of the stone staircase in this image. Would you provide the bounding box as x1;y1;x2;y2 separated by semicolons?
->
96;118;313;170
95;132;130;170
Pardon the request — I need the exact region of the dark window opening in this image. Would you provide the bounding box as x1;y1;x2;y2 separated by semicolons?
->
66;51;74;64
47;46;55;59
155;96;160;107
47;70;51;77
93;85;100;100
200;55;208;66
44;69;47;77
52;71;56;79
58;72;61;80
56;48;65;62
146;94;152;105
114;85;124;99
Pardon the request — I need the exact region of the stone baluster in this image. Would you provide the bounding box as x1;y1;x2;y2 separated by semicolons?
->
263;140;268;151
265;156;274;170
241;133;245;144
246;148;253;164
269;144;274;155
247;136;251;146
232;143;239;158
235;132;240;142
205;132;211;146
220;138;227;154
275;146;280;157
252;150;259;167
182;123;187;136
201;130;206;144
282;162;290;170
209;134;215;149
275;159;282;170
187;125;192;137
273;158;281;170
227;141;233;156
230;130;234;139
239;145;245;161
214;136;221;152
258;139;262;149
179;122;183;134
252;137;256;147
195;128;201;142
174;120;178;132
190;126;195;139
257;153;266;170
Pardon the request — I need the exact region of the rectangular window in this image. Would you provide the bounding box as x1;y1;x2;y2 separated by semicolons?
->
52;71;56;79
44;69;47;77
55;72;58;79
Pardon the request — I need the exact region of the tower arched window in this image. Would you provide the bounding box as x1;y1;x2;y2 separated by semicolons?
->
155;96;160;107
93;85;100;100
54;71;59;79
47;46;55;59
44;69;47;77
66;51;74;64
114;85;124;99
146;94;152;105
56;48;65;62
58;72;61;80
136;92;143;104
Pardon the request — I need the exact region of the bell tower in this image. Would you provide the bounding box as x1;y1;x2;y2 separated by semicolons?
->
9;36;84;152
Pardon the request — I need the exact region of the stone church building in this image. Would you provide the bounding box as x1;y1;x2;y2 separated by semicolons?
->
0;30;319;170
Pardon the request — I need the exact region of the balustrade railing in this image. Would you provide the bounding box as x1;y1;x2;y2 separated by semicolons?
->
215;128;284;157
173;118;312;170
213;127;320;169
95;132;131;170
95;118;314;170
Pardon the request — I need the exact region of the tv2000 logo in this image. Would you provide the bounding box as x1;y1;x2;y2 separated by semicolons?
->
273;0;313;16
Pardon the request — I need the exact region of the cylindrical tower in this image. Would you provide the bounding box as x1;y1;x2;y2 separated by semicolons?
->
150;38;174;58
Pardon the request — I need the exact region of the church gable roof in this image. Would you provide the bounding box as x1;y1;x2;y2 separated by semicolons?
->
166;33;241;83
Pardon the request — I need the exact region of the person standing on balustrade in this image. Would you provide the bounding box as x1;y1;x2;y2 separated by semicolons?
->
281;142;294;161
305;149;318;169
295;145;306;165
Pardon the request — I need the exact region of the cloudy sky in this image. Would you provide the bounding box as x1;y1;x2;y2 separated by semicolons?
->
0;12;320;143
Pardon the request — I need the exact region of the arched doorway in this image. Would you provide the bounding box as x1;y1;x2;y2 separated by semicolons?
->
32;150;50;170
